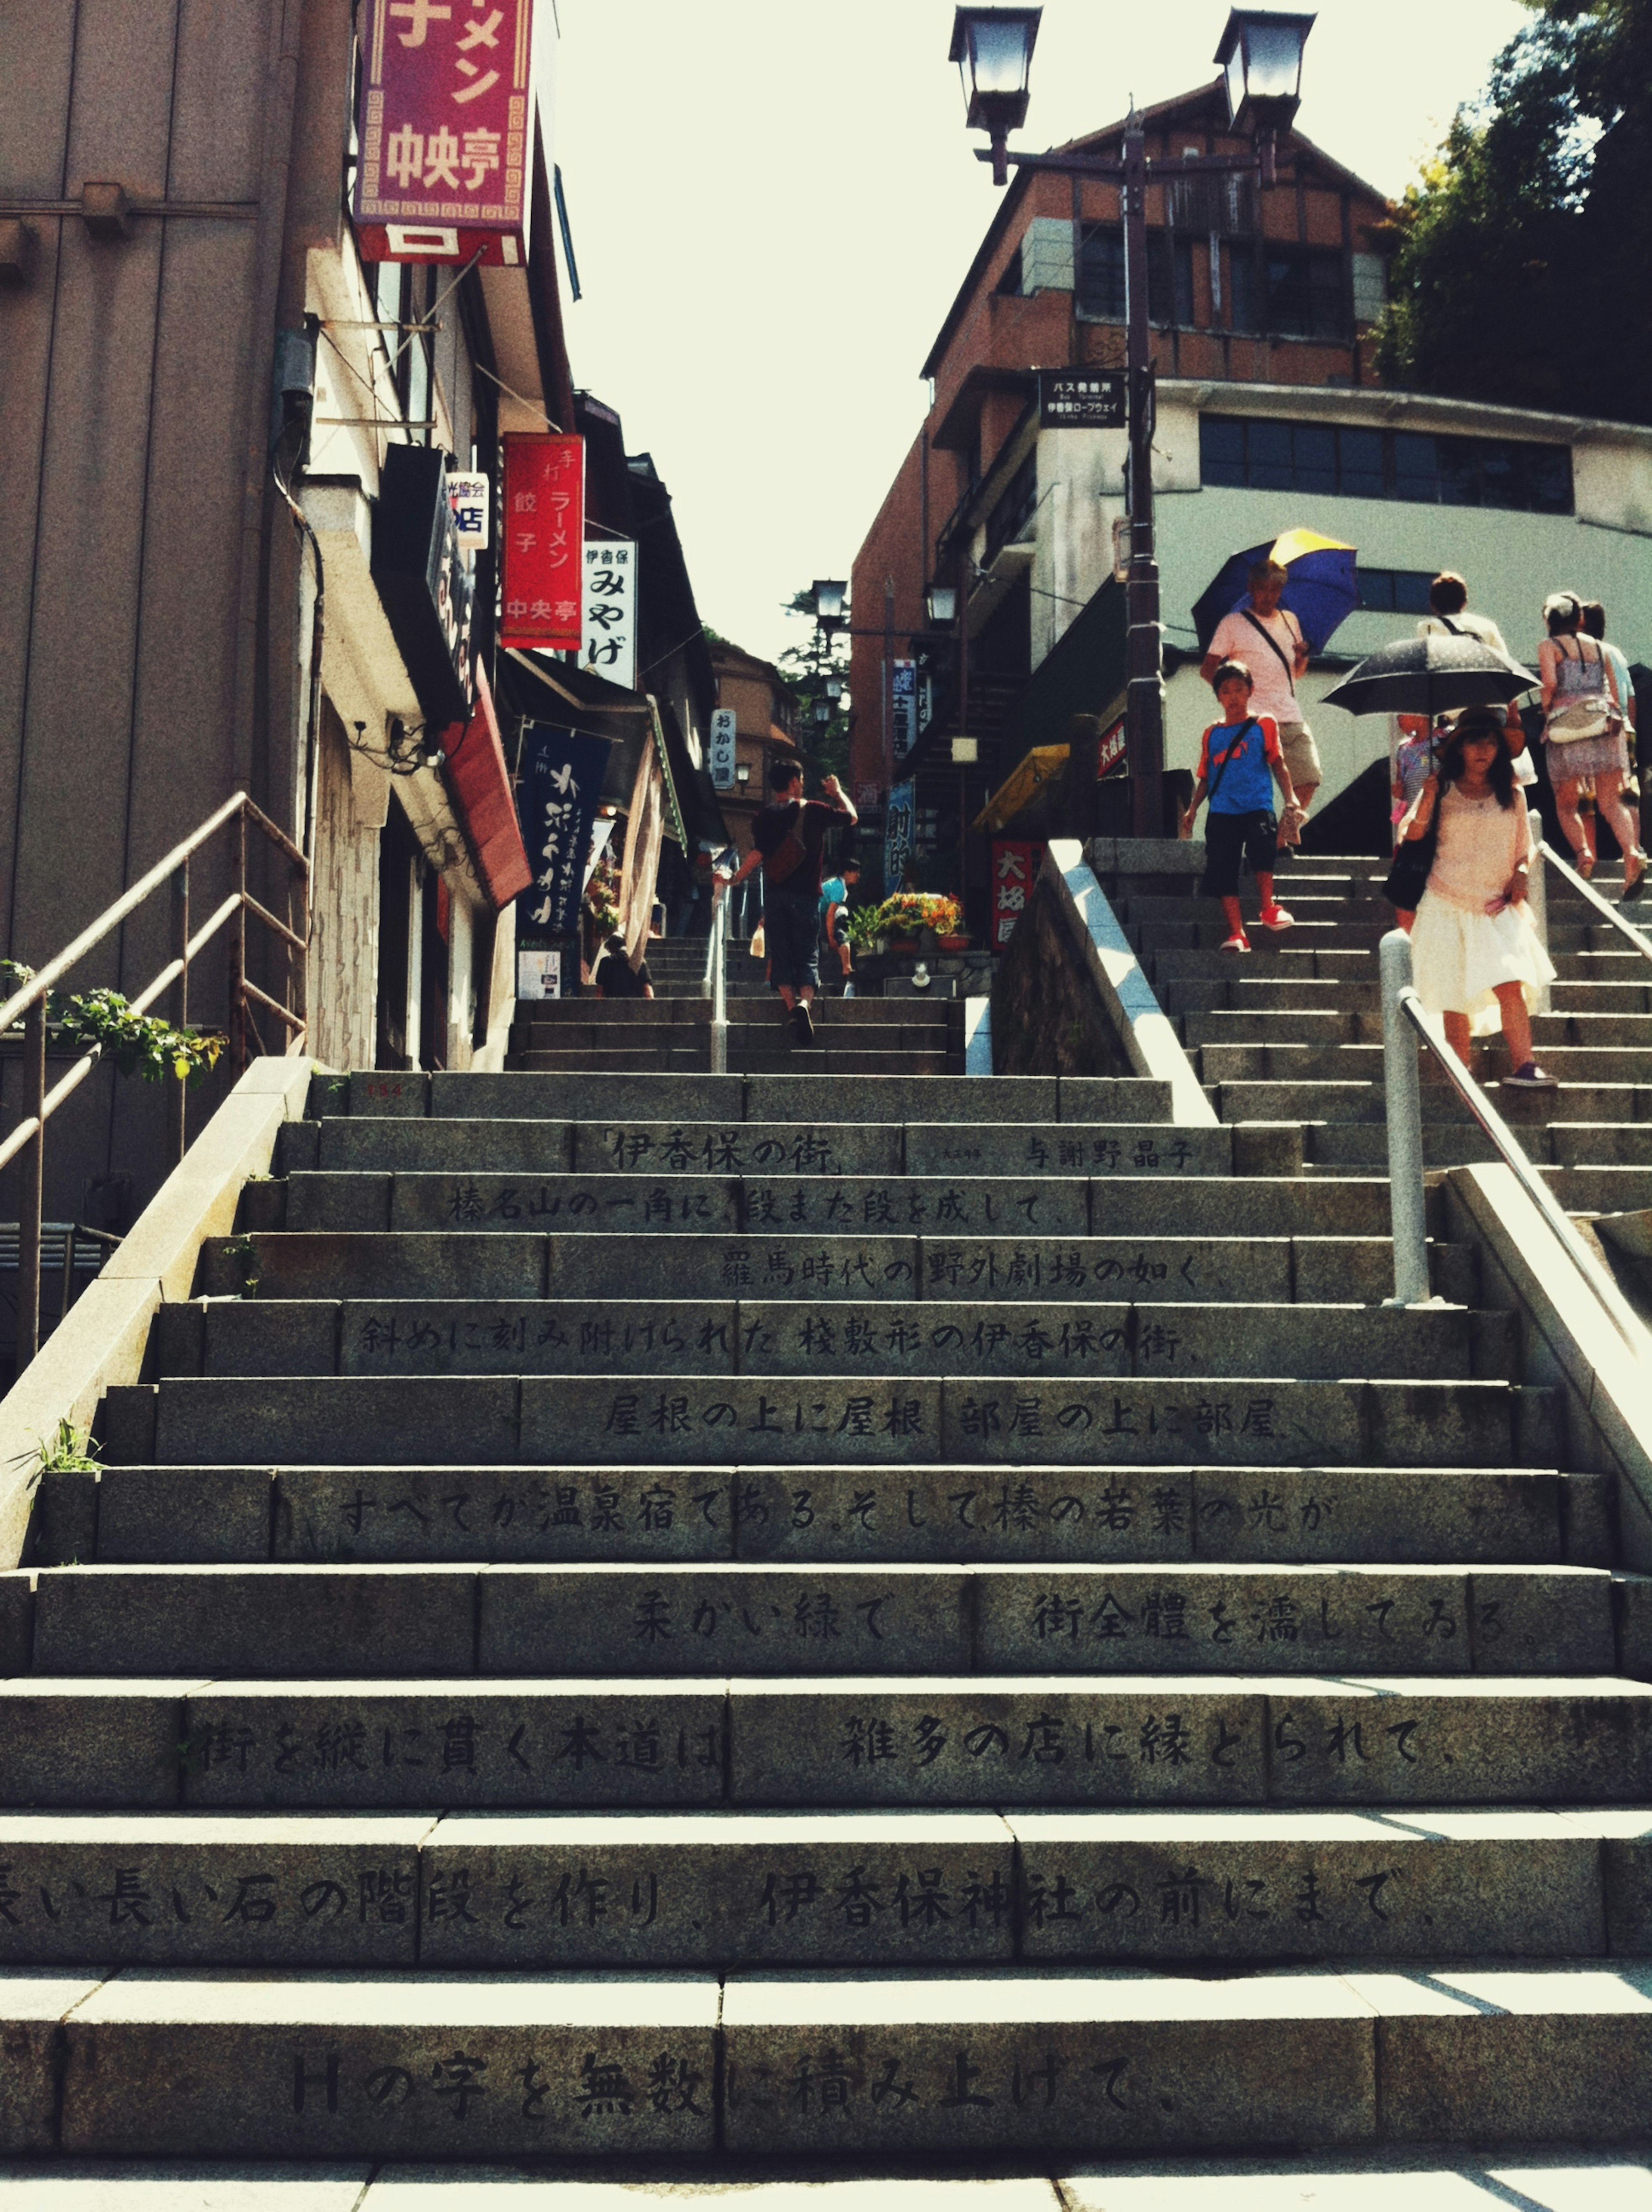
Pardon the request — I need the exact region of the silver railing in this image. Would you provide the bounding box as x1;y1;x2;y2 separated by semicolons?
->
1537;834;1652;968
1379;927;1645;1349
703;870;731;1075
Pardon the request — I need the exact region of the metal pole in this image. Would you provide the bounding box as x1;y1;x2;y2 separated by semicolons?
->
231;810;248;1077
708;880;728;1076
171;859;190;1162
1379;928;1431;1306
1526;805;1551;1014
1123;109;1165;840
18;998;46;1367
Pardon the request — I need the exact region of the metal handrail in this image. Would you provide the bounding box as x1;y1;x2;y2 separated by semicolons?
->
1378;928;1645;1352
1537;836;1652;966
0;792;308;1365
703;871;731;1075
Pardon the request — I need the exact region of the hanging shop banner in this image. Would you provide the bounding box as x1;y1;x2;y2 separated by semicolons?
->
447;469;489;549
891;659;918;759
501;435;584;650
370;445;473;725
353;0;535;264
1096;712;1128;779
992;839;1044;947
581;539;637;688
517;724;611;935
709;707;737;790
884;780;915;892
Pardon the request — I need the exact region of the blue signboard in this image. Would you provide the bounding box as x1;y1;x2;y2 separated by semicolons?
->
884;779;915;893
517;725;611;937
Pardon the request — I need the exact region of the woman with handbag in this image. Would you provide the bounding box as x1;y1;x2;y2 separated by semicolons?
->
1399;709;1556;1086
1538;591;1645;890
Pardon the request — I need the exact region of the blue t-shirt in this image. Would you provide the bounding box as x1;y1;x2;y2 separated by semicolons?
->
1199;715;1281;814
819;876;847;917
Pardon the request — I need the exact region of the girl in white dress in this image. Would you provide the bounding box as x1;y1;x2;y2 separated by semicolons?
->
1400;708;1558;1086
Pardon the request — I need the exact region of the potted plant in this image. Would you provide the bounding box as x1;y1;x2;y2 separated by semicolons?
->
875;892;937;954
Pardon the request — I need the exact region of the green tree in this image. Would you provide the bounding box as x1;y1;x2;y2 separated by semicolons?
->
1377;0;1652;425
778;587;852;785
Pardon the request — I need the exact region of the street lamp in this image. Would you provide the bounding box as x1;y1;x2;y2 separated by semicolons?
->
949;6;1041;186
949;4;1314;839
812;578;848;639
925;583;958;627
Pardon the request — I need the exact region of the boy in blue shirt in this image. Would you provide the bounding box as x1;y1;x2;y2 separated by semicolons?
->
1180;657;1304;951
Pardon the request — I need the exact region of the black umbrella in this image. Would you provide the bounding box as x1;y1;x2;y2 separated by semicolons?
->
1320;633;1538;717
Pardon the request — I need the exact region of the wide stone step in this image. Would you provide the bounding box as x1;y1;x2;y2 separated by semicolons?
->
1214;1080;1651;1126
1205;1043;1652;1086
3;1675;1650;1809
276;1172;1402;1243
3;1807;1651;1972
75;1461;1607;1570
306;1119;1236;1180
154;1294;1510;1384
201;1228;1430;1307
3;1959;1652;2157
21;1561;1615;1679
105;1372;1551;1471
514;1050;962;1079
403;1072;1170;1126
1186;1009;1652;1053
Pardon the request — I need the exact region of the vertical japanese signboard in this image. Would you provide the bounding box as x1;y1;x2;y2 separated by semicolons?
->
447;470;489;549
992;840;1043;947
709;708;737;790
354;0;534;263
884;781;915;893
501;435;584;650
517;725;611;936
891;659;918;759
581;540;637;688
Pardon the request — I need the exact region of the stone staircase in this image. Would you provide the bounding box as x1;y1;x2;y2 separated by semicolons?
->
640;935;770;1000
511;994;966;1076
5;980;1652;2195
1109;848;1652;1217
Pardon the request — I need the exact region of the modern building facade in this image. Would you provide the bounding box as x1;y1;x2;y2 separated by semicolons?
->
840;71;1652;904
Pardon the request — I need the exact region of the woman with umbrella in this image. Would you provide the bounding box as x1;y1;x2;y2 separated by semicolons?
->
1538;590;1644;894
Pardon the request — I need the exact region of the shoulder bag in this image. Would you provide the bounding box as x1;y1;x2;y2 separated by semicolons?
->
761;802;809;885
1197;720;1270;895
1242;609;1301;700
1383;789;1441;910
1546;636;1620;744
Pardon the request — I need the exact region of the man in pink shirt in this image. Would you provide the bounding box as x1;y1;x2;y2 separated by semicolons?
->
1200;558;1319;847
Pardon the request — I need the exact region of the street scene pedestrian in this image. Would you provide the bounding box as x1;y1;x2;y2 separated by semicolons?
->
1538;589;1645;890
1399;709;1556;1083
819;857;861;996
1199;558;1319;848
1178;658;1303;950
721;759;857;1043
591;931;653;1000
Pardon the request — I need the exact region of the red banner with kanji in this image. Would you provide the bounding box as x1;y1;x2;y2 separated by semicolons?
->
500;434;584;649
353;0;534;264
992;839;1043;948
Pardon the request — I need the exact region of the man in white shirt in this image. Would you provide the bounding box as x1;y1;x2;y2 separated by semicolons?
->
1201;559;1318;846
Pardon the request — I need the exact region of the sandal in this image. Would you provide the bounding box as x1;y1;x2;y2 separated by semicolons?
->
1577;851;1596;880
1623;852;1648;902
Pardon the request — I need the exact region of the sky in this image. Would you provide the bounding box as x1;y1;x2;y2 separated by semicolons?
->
552;0;1530;671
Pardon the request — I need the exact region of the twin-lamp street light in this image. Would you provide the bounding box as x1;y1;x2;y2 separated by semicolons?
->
949;6;1312;837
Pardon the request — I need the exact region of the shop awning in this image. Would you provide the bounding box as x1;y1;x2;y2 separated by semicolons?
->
438;661;532;910
973;744;1069;834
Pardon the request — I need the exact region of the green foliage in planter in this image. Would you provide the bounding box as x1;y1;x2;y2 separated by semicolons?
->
0;962;226;1087
875;892;961;938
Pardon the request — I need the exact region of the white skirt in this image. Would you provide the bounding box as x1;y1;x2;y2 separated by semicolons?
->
1410;891;1556;1037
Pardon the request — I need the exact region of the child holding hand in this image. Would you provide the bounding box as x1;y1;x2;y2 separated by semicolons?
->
1180;658;1304;952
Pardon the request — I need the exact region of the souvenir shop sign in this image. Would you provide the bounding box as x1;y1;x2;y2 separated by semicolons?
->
582;539;637;689
884;781;915;892
992;839;1044;948
353;0;535;264
501;435;584;650
517;725;610;935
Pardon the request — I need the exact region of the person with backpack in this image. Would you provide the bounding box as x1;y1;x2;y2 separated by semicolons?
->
1397;708;1556;1086
720;759;857;1043
1178;658;1304;953
1200;558;1318;851
1538;589;1644;892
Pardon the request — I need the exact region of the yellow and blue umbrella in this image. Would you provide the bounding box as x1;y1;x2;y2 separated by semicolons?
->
1192;528;1359;656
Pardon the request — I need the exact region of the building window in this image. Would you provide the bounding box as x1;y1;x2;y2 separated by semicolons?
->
1076;227;1195;327
1357;568;1437;614
985;450;1038;563
1230;246;1348;339
1199;415;1575;514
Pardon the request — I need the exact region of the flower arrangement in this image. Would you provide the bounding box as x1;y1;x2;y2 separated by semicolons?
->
583;855;621;935
875;892;961;939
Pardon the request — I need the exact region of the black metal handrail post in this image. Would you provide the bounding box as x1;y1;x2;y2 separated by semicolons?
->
17;1002;46;1369
171;859;190;1163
